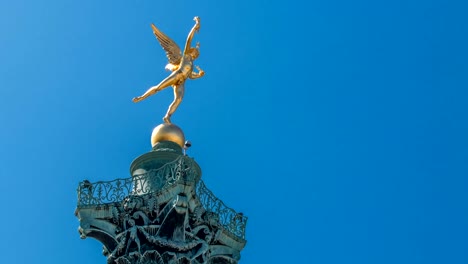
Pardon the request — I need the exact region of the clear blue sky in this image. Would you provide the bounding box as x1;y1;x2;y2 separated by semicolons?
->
1;0;467;263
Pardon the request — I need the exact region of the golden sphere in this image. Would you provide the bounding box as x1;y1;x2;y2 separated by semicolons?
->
151;123;185;148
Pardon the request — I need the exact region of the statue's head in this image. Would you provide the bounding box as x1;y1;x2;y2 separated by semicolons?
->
189;43;200;59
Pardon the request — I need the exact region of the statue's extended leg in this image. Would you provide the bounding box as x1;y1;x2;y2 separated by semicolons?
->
133;72;178;103
163;84;185;123
135;238;141;254
125;239;131;255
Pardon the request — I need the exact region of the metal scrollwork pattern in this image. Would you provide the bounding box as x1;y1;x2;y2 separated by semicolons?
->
77;156;196;207
195;181;247;239
76;155;247;240
78;178;134;207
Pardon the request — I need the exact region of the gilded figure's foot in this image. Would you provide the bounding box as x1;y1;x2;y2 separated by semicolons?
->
163;116;171;123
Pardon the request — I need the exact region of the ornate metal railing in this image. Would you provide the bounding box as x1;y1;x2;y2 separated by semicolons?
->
76;156;247;239
77;156;193;206
196;180;248;239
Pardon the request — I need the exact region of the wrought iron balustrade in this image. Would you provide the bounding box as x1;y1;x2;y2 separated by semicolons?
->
76;155;247;239
77;156;192;206
196;180;248;239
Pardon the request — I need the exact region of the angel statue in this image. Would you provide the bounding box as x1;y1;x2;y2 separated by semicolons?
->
132;16;204;124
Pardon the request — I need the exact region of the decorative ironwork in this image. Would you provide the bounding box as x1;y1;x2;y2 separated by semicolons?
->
76;156;247;240
196;181;247;239
77;156;196;207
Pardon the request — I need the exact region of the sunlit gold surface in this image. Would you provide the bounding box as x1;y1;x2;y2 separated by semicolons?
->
151;123;185;148
133;16;204;124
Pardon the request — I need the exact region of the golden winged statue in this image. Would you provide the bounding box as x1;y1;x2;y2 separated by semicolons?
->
133;16;204;124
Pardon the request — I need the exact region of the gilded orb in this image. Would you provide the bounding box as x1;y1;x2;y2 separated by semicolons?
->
151;123;185;148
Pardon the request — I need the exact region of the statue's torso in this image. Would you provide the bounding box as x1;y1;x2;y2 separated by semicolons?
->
178;54;193;79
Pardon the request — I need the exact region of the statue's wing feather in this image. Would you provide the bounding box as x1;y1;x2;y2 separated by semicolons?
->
151;23;182;65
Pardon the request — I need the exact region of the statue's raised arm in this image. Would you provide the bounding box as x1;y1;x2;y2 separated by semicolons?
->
132;17;204;124
183;17;201;55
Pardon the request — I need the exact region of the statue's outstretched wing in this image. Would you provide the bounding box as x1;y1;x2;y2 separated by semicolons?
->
151;23;182;65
